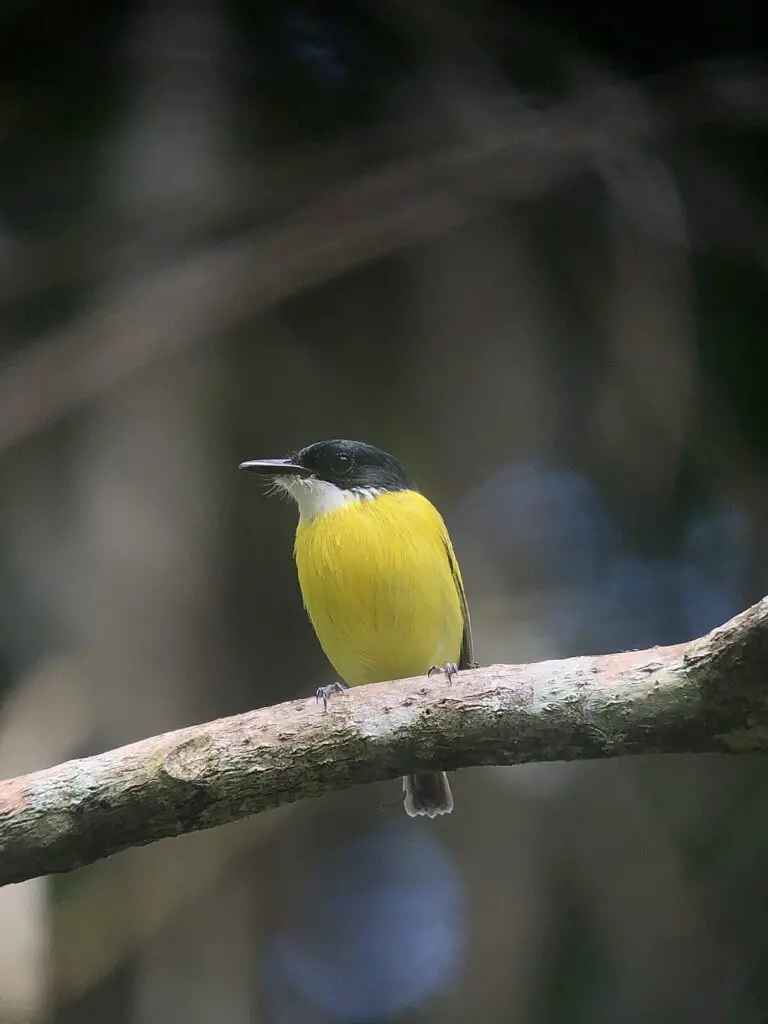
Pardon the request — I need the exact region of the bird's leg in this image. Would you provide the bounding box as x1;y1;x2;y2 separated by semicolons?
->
316;680;349;712
428;662;459;683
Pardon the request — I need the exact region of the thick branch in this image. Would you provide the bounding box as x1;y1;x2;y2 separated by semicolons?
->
1;597;768;886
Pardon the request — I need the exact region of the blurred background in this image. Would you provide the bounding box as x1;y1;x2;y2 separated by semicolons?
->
1;0;768;1021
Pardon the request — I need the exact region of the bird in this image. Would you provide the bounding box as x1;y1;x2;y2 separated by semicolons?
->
239;438;474;817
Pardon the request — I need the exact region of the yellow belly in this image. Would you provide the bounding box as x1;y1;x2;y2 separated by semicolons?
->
294;490;464;686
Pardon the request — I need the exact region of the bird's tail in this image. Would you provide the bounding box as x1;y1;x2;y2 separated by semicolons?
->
403;772;454;818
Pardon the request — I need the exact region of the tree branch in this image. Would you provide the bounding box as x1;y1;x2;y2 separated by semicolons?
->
0;82;666;454
1;597;768;886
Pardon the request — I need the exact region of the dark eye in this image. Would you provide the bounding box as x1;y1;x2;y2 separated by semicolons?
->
329;451;353;475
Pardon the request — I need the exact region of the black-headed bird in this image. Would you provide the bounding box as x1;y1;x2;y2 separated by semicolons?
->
240;439;473;817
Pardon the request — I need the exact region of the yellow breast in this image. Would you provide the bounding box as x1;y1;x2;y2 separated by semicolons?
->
294;490;465;686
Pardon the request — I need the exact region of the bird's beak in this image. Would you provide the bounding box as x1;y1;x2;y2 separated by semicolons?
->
238;458;312;478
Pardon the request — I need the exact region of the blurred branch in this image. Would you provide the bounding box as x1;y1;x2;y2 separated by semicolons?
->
0;134;537;452
2;596;768;886
3;60;764;453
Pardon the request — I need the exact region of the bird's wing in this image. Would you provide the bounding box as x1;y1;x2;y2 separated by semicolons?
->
443;536;475;670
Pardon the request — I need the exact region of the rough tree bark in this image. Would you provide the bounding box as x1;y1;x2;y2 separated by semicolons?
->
1;596;767;887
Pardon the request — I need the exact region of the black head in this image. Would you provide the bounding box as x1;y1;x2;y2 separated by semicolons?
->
240;439;413;493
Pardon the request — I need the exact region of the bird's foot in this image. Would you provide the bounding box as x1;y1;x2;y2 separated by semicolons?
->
316;681;349;712
428;662;459;683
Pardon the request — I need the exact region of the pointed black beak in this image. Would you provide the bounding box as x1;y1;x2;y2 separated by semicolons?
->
238;458;312;478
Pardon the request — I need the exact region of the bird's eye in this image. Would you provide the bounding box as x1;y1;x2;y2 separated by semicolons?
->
329;452;353;475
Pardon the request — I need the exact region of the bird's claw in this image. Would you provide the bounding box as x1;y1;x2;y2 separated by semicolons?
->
428;662;459;683
316;681;349;712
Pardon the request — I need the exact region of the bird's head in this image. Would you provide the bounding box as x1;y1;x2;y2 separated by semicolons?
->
239;439;413;520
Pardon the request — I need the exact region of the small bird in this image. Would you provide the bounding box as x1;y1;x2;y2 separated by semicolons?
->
239;439;473;817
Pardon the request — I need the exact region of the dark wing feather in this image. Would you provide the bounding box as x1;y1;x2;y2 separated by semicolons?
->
444;539;475;670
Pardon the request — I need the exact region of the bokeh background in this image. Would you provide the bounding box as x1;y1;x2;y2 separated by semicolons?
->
1;1;768;1021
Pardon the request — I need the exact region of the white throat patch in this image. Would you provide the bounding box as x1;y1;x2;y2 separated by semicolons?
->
275;477;381;521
